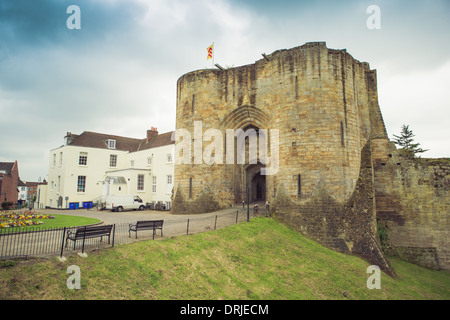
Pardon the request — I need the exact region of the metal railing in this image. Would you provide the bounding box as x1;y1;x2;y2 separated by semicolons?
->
0;206;268;260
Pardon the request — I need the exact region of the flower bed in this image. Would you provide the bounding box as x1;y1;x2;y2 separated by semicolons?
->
0;210;55;228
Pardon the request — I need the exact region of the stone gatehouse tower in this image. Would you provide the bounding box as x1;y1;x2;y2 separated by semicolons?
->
172;42;449;276
173;42;386;211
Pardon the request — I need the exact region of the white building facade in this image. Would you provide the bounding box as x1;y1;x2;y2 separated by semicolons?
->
44;128;174;210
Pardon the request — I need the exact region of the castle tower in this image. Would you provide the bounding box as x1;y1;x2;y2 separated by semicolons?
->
172;42;387;214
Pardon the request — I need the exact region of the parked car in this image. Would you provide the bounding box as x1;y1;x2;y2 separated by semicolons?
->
104;195;145;212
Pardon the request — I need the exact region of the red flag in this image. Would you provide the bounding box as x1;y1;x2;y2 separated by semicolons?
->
207;44;213;60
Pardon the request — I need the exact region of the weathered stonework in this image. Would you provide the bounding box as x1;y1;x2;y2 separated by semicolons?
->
272;142;396;277
174;42;386;209
172;42;449;273
372;139;450;270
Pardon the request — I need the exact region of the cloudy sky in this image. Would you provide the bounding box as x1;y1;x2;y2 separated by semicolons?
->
1;0;449;181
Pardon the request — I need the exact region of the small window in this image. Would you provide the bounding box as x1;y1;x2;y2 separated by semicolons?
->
77;176;86;193
152;176;157;193
137;174;144;191
147;156;152;165
110;154;117;167
107;139;116;149
167;153;173;163
130;160;134;167
167;175;173;194
79;152;88;166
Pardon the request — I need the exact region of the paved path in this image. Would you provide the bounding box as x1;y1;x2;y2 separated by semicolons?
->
33;204;262;225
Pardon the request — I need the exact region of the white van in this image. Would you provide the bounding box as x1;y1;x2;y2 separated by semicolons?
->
105;195;145;212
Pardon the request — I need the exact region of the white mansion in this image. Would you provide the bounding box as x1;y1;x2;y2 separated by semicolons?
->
38;127;174;210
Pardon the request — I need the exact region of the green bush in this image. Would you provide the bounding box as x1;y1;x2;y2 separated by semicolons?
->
1;201;14;210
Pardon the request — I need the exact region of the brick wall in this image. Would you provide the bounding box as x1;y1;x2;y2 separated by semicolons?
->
0;161;19;204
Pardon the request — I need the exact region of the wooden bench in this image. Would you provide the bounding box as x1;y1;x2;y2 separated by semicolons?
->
129;220;164;239
65;225;114;250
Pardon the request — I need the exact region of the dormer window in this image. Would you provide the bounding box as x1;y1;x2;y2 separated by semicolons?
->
106;139;116;149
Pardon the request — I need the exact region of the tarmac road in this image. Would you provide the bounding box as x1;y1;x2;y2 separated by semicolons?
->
33;204;254;226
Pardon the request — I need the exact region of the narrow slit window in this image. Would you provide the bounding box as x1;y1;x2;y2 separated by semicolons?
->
340;122;345;147
152;176;157;193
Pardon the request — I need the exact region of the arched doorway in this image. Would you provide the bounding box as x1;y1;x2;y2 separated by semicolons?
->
244;162;266;204
251;170;266;202
240;163;267;204
219;105;270;205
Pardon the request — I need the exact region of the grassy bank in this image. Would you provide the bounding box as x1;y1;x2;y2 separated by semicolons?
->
0;217;448;300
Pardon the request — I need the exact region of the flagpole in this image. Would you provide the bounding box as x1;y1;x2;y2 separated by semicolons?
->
212;42;215;68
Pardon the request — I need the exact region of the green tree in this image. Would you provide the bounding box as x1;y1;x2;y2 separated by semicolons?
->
392;124;428;159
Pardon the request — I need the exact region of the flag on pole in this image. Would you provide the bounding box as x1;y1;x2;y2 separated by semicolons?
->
207;44;214;60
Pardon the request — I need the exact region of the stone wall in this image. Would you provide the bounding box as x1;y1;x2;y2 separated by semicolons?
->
172;41;449;273
271;141;396;277
372;138;450;270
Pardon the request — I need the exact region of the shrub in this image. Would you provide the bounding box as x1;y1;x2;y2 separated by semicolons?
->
1;202;14;210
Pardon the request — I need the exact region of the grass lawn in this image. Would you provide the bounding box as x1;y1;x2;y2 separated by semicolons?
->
0;217;449;300
0;213;101;230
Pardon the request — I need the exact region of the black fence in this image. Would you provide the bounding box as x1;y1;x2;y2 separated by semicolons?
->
0;206;268;260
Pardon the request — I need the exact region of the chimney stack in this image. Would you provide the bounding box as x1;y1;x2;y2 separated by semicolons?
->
147;127;158;140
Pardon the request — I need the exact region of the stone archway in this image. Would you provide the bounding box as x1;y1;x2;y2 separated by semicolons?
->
219;105;270;205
